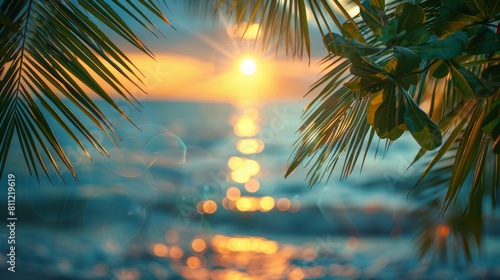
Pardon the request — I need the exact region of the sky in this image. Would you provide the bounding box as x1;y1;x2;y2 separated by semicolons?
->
97;2;351;103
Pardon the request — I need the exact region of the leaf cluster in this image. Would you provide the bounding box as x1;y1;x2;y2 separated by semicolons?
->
280;0;500;261
191;1;500;261
0;0;171;182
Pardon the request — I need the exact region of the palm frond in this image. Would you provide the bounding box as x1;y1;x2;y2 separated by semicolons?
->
286;0;421;182
181;0;361;59
279;0;499;262
409;138;489;263
0;0;171;181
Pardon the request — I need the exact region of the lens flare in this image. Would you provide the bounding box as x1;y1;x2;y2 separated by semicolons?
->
240;58;257;75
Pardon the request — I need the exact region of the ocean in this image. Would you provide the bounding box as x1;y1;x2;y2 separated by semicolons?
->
0;101;499;279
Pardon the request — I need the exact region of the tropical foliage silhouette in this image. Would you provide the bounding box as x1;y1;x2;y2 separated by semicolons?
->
0;0;171;182
187;0;499;262
1;0;499;262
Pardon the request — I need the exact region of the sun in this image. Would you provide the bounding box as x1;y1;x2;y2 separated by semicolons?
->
240;58;257;75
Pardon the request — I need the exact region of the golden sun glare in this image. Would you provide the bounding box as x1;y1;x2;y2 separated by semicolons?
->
240;58;257;75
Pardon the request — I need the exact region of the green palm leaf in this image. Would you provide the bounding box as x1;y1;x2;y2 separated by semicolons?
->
185;0;500;264
182;0;360;59
0;0;171;181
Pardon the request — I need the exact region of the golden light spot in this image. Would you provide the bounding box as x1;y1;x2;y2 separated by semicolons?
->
153;243;168;257
346;237;359;250
226;187;241;201
227;238;241;251
437;225;451;238
211;235;228;248
192;238;207;253
263;240;279;254
248;197;259;212
242;159;260;176
277;198;291;211
250;238;262;252
165;230;179;243
236;197;252;212
244;179;260;193
231;170;250;184
259;196;275;212
228;156;243;170
234;117;260;137
236;139;264;154
202;200;217;214
186;256;202;269
169;245;184;259
240;58;257;75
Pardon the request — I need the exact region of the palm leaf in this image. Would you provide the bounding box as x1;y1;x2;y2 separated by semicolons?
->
214;0;500;264
409;138;487;263
0;0;171;181
181;0;360;60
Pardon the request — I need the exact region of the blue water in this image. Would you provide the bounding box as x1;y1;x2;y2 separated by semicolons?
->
0;101;499;279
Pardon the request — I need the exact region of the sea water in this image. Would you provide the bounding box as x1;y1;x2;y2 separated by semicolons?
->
0;101;499;279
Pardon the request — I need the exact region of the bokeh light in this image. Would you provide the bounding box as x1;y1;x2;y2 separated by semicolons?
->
153;243;168;257
186;256;202;269
259;196;275;212
236;197;252;212
234;116;260;137
192;238;207;253
228;156;243;170
231;170;251;184
202;200;217;214
236;139;265;154
242;159;260;176
244;179;260;193
437;225;451;238
169;245;184;259
226;187;242;201
277;198;291;211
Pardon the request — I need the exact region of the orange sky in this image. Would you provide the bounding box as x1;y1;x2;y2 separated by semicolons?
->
91;5;333;104
105;53;323;103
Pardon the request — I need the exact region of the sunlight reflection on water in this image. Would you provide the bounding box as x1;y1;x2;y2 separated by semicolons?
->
148;233;331;280
3;102;500;280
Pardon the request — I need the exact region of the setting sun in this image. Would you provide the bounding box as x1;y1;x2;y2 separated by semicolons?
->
240;58;257;75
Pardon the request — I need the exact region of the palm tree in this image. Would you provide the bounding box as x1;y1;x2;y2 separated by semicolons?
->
1;0;499;262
